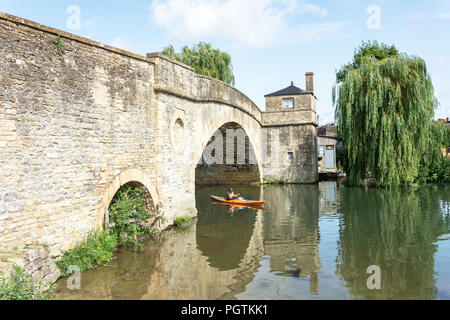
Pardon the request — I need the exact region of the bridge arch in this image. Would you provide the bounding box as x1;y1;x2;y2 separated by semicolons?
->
97;169;160;229
195;104;264;185
196;121;262;185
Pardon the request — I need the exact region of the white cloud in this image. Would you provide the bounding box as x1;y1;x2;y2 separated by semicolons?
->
435;58;450;68
149;0;343;48
111;37;129;50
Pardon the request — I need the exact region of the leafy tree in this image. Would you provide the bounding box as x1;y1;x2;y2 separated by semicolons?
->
336;41;399;82
162;42;235;85
333;41;439;187
417;121;450;184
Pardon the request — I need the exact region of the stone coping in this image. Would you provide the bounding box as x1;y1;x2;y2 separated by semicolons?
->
148;52;263;115
147;52;195;71
263;108;317;114
261;122;319;128
0;11;151;64
154;84;263;126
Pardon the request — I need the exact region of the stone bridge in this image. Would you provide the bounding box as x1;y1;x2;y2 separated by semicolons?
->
0;13;318;254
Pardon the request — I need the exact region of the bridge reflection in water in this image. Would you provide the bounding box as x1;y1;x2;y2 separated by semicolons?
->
55;183;450;300
55;184;322;299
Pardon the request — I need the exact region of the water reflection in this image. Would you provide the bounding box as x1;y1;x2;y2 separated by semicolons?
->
261;185;320;293
196;185;261;272
336;185;450;300
55;183;450;300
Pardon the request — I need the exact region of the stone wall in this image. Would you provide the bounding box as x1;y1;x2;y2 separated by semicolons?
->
262;125;319;183
0;246;60;287
0;13;158;255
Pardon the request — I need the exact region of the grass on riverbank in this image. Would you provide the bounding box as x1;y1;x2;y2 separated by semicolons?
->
56;230;117;277
57;184;159;277
0;265;55;300
174;216;192;227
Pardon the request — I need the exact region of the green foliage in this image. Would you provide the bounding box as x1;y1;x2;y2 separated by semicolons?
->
53;34;64;54
56;230;117;277
334;41;439;187
162;42;235;85
0;265;55;300
336;41;399;82
57;184;159;277
109;185;157;249
174;216;192;227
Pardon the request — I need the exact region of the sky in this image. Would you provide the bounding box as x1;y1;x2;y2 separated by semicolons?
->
1;0;450;123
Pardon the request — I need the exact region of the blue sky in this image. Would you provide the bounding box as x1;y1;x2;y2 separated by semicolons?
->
1;0;450;123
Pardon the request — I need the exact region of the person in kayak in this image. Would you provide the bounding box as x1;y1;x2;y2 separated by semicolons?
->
226;188;241;200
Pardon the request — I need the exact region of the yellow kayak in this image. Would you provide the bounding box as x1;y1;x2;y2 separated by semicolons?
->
210;195;265;207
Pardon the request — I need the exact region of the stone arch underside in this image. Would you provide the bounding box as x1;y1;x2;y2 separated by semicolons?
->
195;104;263;185
97;169;160;229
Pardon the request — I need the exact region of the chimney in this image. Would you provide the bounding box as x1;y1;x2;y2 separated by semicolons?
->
306;72;314;94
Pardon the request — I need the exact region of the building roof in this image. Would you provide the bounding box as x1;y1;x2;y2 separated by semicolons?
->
265;82;312;97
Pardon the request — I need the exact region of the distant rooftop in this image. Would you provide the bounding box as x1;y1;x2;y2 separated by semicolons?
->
265;81;312;97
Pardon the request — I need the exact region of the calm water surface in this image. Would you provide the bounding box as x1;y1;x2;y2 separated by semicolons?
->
56;183;450;300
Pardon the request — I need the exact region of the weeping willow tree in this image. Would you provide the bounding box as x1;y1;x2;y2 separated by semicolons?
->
162;42;235;85
333;41;439;187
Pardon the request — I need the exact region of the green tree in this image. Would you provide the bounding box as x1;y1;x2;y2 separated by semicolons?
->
333;41;439;187
162;42;235;85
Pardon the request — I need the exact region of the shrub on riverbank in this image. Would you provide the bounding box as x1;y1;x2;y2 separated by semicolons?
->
109;184;158;249
56;230;117;277
0;265;55;300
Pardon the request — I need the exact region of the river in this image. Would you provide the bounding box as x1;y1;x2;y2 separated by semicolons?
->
55;182;450;300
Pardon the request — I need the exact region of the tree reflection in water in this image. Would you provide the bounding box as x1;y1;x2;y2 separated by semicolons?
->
336;185;450;300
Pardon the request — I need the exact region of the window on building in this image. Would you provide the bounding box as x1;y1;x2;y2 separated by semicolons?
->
287;152;294;161
283;98;294;109
319;146;325;157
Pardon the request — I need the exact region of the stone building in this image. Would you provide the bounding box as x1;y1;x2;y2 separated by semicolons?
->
261;74;319;183
317;125;338;172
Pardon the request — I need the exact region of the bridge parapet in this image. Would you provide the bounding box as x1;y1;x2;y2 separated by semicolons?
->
147;53;262;124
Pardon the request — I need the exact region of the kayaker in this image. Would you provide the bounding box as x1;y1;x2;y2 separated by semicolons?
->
226;188;240;200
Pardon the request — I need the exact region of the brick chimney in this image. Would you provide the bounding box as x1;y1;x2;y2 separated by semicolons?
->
306;72;314;94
